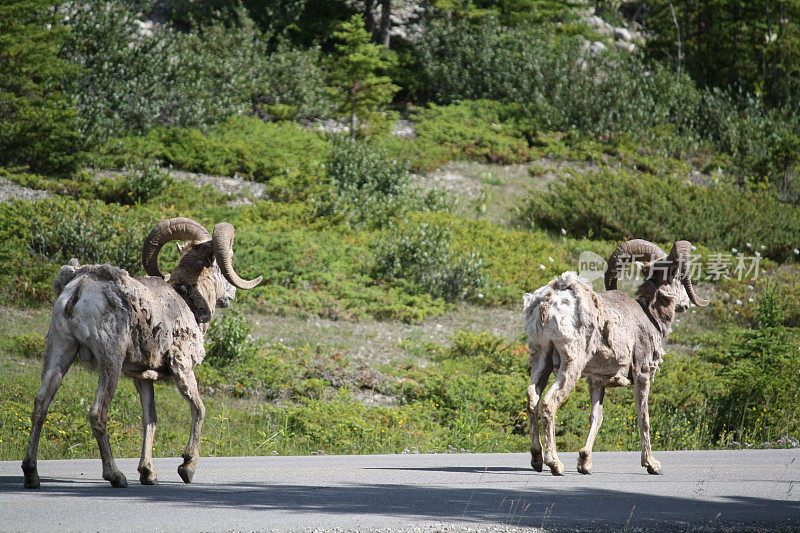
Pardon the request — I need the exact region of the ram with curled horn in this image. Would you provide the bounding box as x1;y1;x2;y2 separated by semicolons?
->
22;218;262;489
522;239;709;476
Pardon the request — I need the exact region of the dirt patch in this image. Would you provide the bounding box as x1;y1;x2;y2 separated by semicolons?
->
92;168;267;206
0;177;51;203
168;169;267;205
245;304;522;368
416;159;597;225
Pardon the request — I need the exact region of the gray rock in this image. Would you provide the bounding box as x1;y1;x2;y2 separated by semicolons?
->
614;27;632;42
392;119;416;138
590;41;607;55
616;40;636;53
587;15;605;28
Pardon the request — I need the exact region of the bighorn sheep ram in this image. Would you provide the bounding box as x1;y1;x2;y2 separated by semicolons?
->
22;218;262;488
523;239;709;476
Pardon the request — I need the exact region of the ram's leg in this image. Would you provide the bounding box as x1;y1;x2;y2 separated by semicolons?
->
633;372;661;475
133;379;158;485
89;359;127;488
22;332;77;489
540;348;581;476
578;379;605;475
527;346;553;472
172;365;205;484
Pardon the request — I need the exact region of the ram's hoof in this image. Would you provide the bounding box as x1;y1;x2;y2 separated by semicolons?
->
178;464;194;484
549;460;565;476
105;470;128;488
22;462;40;489
139;468;158;486
23;472;41;489
531;452;544;472
646;464;663;475
577;449;592;475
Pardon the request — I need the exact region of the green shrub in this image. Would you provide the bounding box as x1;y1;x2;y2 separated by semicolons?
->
756;280;785;328
63;2;253;142
1;333;45;359
409;101;534;166
63;2;333;146
314;137;443;228
95;116;328;198
252;41;333;120
697;91;800;198
373;221;484;302
27;197;156;274
408;211;573;306
114;162;173;205
696;326;800;447
205;310;259;368
415;18;697;142
415;15;514;103
703;266;800;331
0;197;158;304
522;169;800;261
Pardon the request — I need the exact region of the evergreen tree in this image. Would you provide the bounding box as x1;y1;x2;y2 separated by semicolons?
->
328;14;398;139
0;0;82;174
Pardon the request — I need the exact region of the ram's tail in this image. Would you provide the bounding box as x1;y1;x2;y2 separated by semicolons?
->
524;271;605;341
53;259;81;298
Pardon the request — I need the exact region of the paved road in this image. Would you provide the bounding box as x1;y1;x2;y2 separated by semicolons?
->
1;450;798;531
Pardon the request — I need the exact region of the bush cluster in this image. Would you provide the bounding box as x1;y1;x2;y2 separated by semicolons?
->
27;197;156;274
314;137;443;228
416;17;694;141
415;16;800;196
62;2;330;145
691;325;800;446
372;221;484;303
95;116;328;199
521;169;800;261
205;310;259;368
114;162;173;205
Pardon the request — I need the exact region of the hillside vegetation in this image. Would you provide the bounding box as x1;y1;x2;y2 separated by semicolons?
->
1;0;799;461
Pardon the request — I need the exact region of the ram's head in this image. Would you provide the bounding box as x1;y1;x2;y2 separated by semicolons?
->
142;217;262;309
604;238;709;312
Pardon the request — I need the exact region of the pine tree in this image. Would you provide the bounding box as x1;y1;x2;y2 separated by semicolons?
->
328;14;398;139
0;0;82;174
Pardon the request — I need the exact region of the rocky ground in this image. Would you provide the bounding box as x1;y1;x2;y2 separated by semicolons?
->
0;177;50;203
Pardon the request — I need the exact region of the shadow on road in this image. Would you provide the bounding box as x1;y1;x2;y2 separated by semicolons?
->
1;474;797;530
366;466;532;474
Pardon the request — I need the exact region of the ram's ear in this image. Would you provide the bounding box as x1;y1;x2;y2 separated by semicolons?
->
523;293;536;313
656;284;676;301
194;240;215;268
177;242;189;255
638;280;658;309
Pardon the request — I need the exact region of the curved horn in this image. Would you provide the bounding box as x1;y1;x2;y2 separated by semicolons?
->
212;223;262;290
604;239;667;290
668;240;710;307
142;218;210;278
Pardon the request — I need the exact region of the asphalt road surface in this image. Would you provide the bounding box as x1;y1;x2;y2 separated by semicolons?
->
1;450;798;532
